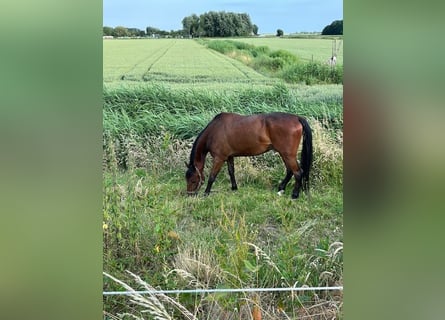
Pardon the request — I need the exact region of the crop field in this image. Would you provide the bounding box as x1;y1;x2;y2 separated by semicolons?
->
104;39;275;85
103;38;343;319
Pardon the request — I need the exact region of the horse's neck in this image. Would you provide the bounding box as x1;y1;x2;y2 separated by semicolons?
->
193;134;208;171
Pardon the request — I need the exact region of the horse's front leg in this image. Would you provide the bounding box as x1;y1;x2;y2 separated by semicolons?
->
227;156;238;191
204;158;225;195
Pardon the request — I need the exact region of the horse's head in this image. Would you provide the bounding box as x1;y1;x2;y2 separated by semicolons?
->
185;163;204;195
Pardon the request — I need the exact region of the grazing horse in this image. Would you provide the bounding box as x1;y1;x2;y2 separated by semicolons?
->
185;112;313;199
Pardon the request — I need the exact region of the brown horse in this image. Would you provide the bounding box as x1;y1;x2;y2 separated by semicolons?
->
185;112;313;199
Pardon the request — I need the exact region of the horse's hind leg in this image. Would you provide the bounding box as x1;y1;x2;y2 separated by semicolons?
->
291;170;303;200
279;154;302;199
227;156;238;191
278;169;293;195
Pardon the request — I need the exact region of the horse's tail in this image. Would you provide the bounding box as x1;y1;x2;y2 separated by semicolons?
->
298;116;313;192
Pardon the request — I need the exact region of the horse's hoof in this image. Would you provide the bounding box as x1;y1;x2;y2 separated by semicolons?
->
277;190;284;196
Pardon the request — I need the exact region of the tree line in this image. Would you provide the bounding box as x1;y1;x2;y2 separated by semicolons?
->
103;11;257;38
103;26;184;38
103;13;341;38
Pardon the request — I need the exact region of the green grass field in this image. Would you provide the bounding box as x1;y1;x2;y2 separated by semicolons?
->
232;37;343;65
103;38;343;319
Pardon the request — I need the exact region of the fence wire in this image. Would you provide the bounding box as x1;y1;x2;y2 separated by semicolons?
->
103;286;343;296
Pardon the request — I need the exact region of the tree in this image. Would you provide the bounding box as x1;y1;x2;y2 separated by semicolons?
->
322;20;343;35
276;29;283;37
239;13;253;35
146;26;161;37
127;28;145;37
103;26;113;36
190;14;201;37
182;14;200;37
112;26;128;37
183;11;254;37
252;24;259;36
199;12;214;37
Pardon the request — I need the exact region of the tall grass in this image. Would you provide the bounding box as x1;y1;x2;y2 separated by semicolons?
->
103;83;342;140
281;62;343;85
202;39;342;84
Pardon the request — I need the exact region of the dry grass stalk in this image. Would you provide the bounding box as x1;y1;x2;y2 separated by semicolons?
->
103;272;172;320
104;271;198;320
244;242;282;276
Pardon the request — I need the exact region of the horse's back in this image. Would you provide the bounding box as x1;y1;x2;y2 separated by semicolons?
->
212;112;249;122
211;112;264;130
211;112;301;138
264;112;300;123
213;112;298;125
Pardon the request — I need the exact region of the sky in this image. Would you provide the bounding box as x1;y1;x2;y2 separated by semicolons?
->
103;0;343;34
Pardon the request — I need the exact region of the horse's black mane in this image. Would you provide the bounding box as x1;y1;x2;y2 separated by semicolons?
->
188;129;204;167
188;114;223;166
